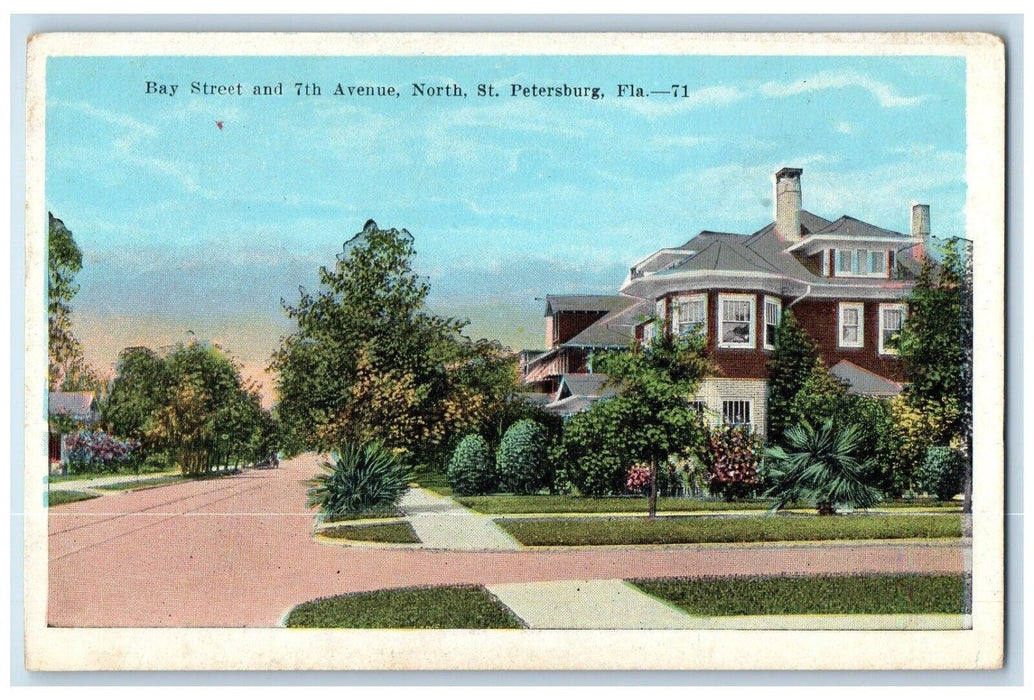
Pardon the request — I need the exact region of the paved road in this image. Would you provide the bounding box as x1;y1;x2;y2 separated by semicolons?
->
48;453;968;628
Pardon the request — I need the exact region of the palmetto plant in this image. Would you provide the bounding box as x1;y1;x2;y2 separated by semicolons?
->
763;420;882;515
307;441;412;521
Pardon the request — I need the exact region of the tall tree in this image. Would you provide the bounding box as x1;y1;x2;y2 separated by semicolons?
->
897;238;974;512
272;220;516;463
592;331;712;517
765;310;822;440
47;212;96;390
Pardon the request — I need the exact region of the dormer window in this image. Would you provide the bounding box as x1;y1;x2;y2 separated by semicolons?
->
834;248;888;277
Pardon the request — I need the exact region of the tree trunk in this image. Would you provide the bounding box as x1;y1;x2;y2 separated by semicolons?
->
648;459;658;519
816;500;836;516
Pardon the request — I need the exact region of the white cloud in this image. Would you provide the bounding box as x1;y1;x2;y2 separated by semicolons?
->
759;70;928;108
835;121;855;135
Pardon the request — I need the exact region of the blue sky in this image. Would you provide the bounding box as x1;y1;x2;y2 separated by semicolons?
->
45;53;966;394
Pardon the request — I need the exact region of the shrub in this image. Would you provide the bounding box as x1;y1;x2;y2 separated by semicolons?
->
763;420;882;515
64;430;138;474
887;395;961;495
495;419;549;495
306;441;412;521
447;434;496;496
626;464;651;495
917;446;966;501
699;424;761;501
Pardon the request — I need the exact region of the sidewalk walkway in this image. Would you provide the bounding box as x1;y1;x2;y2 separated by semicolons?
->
48;472;180;492
486;579;971;630
399;487;522;551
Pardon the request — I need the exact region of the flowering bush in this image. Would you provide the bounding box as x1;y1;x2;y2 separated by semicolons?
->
64;430;139;474
699;424;762;501
625;464;651;495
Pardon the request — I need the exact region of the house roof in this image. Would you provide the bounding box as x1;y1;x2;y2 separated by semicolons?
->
543;395;599;416
543;294;631;316
556;373;618;400
810;215;909;239
48;391;96;417
829;360;903;397
563;299;652;347
516;392;553;407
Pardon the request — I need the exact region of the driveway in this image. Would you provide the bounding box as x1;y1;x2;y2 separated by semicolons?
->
48;453;968;627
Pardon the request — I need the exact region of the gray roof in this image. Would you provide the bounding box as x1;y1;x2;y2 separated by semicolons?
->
556;373;619;400
829;360;903;397
517;392;553;406
544;294;631;316
811;215;909;239
48;391;97;418
563;299;652;348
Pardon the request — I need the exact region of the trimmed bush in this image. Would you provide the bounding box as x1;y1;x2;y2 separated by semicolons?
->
64;430;139;474
306;441;411;521
447;434;496;496
917;446;965;501
699;424;761;501
495;419;549;495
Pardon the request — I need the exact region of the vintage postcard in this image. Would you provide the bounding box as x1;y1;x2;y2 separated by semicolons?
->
23;31;1004;671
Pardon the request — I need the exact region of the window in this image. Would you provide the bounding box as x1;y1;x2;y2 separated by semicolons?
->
673;294;707;337
641;322;656;348
834;248;889;277
763;296;781;350
718;294;755;349
838;302;864;348
879;303;907;355
722;400;752;428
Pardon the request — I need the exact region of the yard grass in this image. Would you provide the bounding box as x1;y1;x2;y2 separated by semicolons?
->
456;494;960;515
631;574;969;616
411;469;453;497
323;505;404;523
48;468;178;483
495;513;963;546
95;475;192;491
285;585;524;628
47;490;100;507
320;521;420;544
457;494;772;514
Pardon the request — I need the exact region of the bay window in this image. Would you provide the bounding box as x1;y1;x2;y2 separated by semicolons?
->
763;296;781;350
673;294;707;338
718;294;755;349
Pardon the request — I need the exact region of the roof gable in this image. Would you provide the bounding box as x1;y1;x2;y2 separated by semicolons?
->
544;294;631;316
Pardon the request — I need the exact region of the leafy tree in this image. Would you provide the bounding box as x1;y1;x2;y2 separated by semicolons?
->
898;238;973;511
565;331;711;514
766;310;822;440
47;213;101;391
917;446;966;501
102;346;172;444
272;221;519;464
763;420;882;515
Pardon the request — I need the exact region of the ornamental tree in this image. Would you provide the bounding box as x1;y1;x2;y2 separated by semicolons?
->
765;310;821;441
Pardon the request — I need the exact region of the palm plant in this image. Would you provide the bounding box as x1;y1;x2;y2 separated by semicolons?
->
763;420;882;515
306;441;412;521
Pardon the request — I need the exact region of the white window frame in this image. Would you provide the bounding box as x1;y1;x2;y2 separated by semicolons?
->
838;302;865;349
833;248;891;278
721;399;753;429
672;293;707;338
717;293;756;350
763;296;781;351
878;303;907;355
641;321;656;348
821;249;830;276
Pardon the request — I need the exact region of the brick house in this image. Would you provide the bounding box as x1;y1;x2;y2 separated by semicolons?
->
523;167;930;435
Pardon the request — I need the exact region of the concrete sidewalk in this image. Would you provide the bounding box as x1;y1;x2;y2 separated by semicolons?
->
399;487;522;551
486;579;971;630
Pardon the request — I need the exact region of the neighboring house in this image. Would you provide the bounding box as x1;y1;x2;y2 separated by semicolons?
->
48;391;100;464
544;373;620;417
523;166;935;435
522;295;649;395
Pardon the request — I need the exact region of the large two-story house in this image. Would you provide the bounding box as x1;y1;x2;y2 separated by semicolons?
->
523;167;931;435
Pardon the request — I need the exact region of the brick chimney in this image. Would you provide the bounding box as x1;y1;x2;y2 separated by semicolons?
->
911;203;931;259
774;167;804;242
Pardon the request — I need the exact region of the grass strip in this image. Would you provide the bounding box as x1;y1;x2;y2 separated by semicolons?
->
96;476;192;491
285;585;524;628
323;505;403;522
458;495;772;514
320;521;420;544
631;574;969;616
495;513;963;546
457;495;958;515
48;490;100;507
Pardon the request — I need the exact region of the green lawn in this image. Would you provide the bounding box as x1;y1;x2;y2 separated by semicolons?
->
320;521;420;544
285;585;524;628
457;494;773;514
96;475;192;491
48;468;178;483
632;574;969;616
495;513;963;546
455;494;960;515
411;469;452;497
48;490;100;507
323;505;404;523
